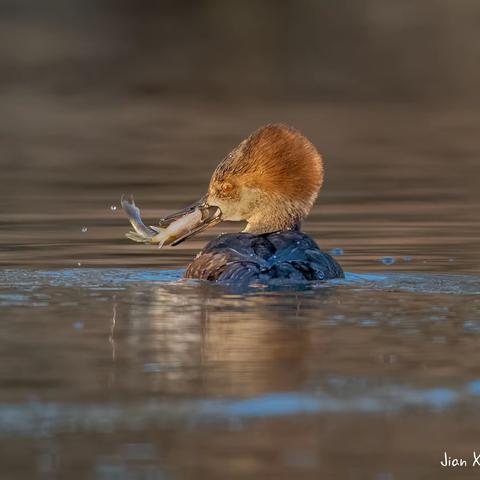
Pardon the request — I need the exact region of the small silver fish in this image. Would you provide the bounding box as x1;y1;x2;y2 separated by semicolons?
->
121;195;204;248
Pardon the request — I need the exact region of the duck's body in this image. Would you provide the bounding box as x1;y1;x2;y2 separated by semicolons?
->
123;123;344;285
185;231;343;283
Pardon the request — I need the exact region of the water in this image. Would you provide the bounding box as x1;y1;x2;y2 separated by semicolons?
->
1;270;480;480
1;2;480;479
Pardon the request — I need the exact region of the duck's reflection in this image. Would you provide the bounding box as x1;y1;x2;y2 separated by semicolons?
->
118;281;335;396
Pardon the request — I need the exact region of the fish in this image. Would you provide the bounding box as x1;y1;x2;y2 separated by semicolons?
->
121;195;204;248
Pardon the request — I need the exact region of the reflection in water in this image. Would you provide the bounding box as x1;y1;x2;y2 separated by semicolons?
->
110;299;117;362
0;386;470;437
0;268;479;478
108;299;117;389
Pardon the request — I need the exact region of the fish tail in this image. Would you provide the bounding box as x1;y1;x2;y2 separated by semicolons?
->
125;231;149;243
121;194;158;240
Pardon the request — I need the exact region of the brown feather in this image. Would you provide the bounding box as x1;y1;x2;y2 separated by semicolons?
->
212;124;323;205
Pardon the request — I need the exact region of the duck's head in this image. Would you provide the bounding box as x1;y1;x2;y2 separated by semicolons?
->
164;124;324;243
206;123;323;233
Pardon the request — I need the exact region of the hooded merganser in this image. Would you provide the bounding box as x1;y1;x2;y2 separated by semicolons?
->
123;124;343;284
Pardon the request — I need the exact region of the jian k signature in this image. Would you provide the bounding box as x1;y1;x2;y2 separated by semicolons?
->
441;451;480;468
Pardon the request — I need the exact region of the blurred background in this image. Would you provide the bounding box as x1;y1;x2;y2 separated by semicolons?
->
2;0;480;103
0;0;479;270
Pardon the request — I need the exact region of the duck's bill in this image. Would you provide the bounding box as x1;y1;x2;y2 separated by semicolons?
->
166;197;223;246
157;194;209;226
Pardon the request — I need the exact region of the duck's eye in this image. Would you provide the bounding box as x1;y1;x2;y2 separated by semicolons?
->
221;182;234;193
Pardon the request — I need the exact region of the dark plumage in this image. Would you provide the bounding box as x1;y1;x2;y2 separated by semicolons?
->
185;231;344;284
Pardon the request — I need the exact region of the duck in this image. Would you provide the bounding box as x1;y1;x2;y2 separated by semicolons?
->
123;124;344;284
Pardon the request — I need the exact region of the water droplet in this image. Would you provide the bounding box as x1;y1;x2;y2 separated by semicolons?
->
110;205;117;211
448;258;455;262
381;256;396;265
81;226;88;233
403;255;413;262
76;262;82;267
330;247;344;256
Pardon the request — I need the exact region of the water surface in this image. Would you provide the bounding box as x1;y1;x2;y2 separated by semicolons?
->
1;2;480;479
2;98;480;480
